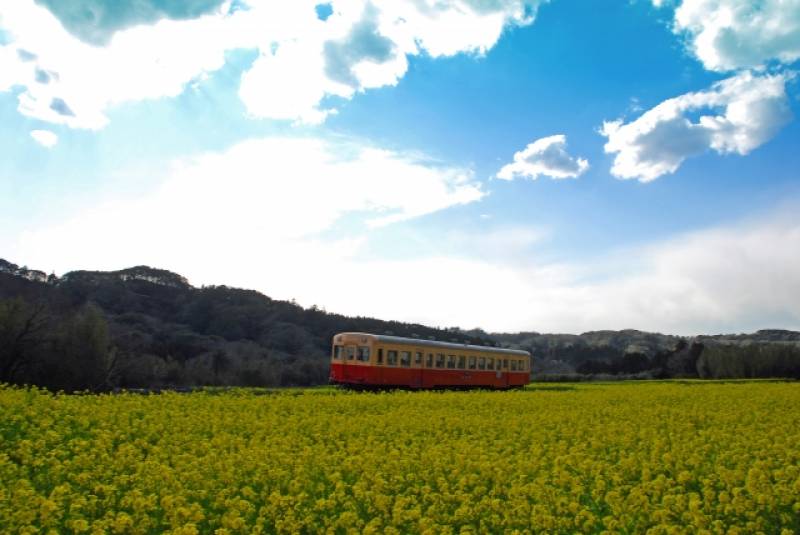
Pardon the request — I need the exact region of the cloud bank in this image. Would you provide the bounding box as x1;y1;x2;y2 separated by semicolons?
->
5;135;482;277
0;0;546;128
661;0;800;72
496;134;588;180
601;71;793;181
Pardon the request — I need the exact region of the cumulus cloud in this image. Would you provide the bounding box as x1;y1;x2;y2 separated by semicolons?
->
239;0;545;123
0;0;245;129
29;128;57;147
601;71;793;181
496;134;588;180
323;4;397;88
658;0;800;71
0;0;546;128
33;0;227;46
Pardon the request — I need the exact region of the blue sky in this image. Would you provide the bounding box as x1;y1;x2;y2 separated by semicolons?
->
1;0;799;334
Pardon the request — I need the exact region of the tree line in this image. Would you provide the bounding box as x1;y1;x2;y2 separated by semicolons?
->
1;262;799;392
0;264;494;391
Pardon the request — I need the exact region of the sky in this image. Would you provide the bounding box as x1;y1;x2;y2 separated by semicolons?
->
1;0;799;335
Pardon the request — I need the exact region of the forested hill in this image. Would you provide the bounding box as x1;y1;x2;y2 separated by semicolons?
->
487;329;800;379
2;258;799;391
0;259;495;390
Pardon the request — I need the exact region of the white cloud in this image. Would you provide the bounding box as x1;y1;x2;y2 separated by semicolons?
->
29;128;57;147
658;0;800;72
4;134;483;282
496;134;588;180
0;1;246;129
327;206;800;334
0;0;546;128
573;207;800;335
601;71;793;181
30;0;228;46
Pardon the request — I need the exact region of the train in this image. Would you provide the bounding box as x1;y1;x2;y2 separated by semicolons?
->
330;332;531;389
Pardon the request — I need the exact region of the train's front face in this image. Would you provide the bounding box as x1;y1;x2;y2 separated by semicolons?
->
329;333;373;385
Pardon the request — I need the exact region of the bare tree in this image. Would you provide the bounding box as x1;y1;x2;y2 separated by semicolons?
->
0;298;50;382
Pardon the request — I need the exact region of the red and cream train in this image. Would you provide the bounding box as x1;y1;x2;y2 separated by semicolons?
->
330;332;531;389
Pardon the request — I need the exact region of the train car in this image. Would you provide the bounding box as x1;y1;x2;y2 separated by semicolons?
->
329;332;531;389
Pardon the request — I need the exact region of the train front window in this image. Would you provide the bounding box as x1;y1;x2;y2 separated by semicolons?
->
357;346;370;362
346;346;356;361
400;351;411;367
333;346;343;360
387;350;398;366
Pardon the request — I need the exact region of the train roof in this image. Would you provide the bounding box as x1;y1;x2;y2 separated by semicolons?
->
335;332;530;357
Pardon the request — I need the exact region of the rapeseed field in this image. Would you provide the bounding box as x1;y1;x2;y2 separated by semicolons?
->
1;382;798;534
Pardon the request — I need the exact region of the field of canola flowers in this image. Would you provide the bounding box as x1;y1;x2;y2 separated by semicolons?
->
1;382;799;534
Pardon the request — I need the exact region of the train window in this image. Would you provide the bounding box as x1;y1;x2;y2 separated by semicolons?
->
468;356;476;370
346;346;356;361
478;357;486;370
457;355;465;369
415;352;423;366
487;357;494;370
333;346;343;360
446;355;456;369
511;360;518;371
377;348;383;365
435;354;445;368
400;351;411;367
426;353;433;368
357;346;370;362
387;350;398;366
503;359;508;369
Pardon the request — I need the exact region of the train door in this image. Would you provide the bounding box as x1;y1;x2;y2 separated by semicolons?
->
342;345;356;383
496;356;509;389
412;350;423;388
375;347;384;385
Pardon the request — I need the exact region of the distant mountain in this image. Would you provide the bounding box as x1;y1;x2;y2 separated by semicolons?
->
1;258;798;389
